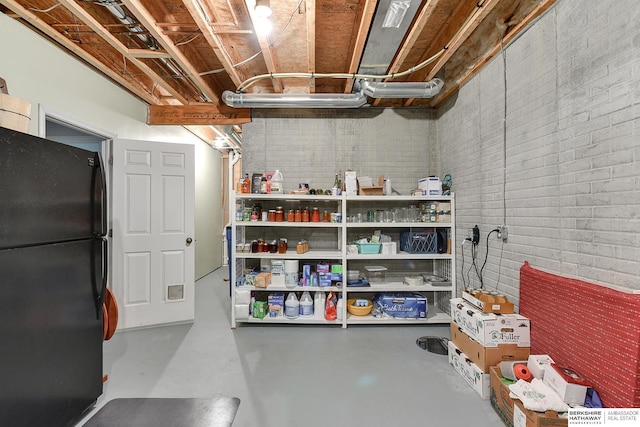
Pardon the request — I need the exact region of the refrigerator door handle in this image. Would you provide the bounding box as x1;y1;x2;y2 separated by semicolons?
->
90;152;108;238
98;237;108;315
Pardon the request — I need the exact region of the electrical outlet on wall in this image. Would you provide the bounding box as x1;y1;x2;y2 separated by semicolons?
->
498;225;508;242
472;225;480;244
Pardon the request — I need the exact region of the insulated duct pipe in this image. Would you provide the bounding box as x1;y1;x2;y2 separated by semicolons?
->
360;78;444;99
222;91;367;109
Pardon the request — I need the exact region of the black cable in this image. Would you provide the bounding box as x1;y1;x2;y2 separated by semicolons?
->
480;229;500;284
473;242;483;288
460;240;467;289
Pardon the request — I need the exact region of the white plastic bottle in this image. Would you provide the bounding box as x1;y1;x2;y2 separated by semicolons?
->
285;292;299;319
314;292;325;318
299;291;313;317
271;169;283;194
336;294;344;321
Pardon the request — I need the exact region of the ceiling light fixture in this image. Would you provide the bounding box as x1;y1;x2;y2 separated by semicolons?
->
254;0;272;18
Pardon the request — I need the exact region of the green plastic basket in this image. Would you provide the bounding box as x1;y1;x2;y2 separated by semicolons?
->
356;242;382;254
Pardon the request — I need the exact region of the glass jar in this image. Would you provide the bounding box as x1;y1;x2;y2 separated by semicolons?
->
311;207;320;222
251;240;259;253
287;209;295;222
278;238;288;254
268;240;278;253
294;209;302;222
301;208;310;222
275;206;285;222
268;209;276;222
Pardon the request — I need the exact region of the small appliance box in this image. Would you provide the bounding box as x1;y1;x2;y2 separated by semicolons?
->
372;293;427;318
450;322;530;373
542;364;590;405
490;367;568;427
450;298;530;347
448;340;490;400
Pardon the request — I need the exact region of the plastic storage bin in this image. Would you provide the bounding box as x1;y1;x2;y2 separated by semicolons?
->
356;242;382;254
400;231;437;254
365;266;387;283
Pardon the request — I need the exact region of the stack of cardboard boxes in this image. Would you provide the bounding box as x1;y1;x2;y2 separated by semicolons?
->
448;291;531;400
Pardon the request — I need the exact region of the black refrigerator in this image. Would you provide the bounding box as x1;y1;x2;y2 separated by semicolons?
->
0;126;107;426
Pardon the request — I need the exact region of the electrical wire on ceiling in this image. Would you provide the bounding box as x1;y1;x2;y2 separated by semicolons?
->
231;0;487;93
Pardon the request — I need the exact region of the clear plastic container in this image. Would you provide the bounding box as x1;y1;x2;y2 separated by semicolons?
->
271;169;283;194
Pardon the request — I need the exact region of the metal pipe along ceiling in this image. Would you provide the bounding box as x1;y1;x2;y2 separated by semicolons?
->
360;78;444;98
222;78;444;108
221;91;368;108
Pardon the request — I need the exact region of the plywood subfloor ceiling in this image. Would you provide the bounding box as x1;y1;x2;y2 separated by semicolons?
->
1;0;555;146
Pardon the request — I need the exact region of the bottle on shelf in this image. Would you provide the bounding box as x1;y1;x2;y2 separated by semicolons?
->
332;173;341;195
242;173;251;194
336;294;344;321
260;175;268;194
271;169;283;194
299;291;313;318
285;293;299;319
314;292;325;319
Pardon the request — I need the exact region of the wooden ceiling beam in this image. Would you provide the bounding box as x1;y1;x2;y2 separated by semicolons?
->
121;0;222;103
0;0;160;104
181;0;247;88
305;0;316;93
403;0;502;106
147;103;251;125
344;0;377;94
429;0;558;108
56;0;189;104
245;0;282;93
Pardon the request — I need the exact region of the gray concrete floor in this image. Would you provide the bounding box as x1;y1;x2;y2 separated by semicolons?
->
77;267;502;426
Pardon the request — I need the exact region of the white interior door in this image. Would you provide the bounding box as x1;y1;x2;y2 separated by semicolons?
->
111;138;195;330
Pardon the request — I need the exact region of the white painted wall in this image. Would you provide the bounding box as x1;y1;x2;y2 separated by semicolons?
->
0;13;223;275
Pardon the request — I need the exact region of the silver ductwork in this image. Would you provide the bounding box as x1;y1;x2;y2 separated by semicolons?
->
360;78;444;99
222;78;443;108
222;91;368;109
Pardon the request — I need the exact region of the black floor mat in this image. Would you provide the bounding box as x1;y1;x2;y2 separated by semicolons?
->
83;397;240;427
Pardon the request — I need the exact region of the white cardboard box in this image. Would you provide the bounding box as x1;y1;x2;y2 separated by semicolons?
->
345;170;357;196
527;354;554;380
235;288;251;304
448;340;490;400
450;298;531;348
543;364;589;405
235;304;249;319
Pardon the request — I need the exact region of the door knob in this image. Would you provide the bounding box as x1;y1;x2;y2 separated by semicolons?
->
186;237;193;245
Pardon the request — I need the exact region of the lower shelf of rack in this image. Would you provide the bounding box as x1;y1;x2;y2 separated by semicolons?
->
346;311;451;324
237;316;342;325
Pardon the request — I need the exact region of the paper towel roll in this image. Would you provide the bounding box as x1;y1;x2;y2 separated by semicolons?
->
284;260;299;288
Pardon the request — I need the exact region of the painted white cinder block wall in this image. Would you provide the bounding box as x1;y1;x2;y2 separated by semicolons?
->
243;0;640;303
438;0;640;302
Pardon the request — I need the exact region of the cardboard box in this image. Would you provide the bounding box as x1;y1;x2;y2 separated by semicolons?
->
267;293;284;317
527;355;554;380
450;322;531;372
235;304;249;319
450;298;530;348
542;365;590;405
345;170;357;196
490;366;567;427
254;272;271;288
448;340;490;400
462;290;515;314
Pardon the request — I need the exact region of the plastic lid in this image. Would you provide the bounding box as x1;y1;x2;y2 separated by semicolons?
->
364;266;388;272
